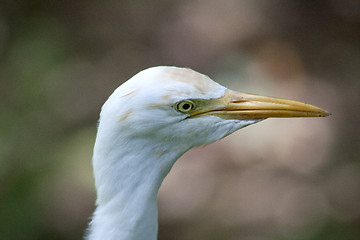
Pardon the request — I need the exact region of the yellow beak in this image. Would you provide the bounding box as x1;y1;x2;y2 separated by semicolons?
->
190;90;330;119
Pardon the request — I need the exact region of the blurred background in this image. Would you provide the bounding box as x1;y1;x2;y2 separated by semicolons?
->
1;0;359;239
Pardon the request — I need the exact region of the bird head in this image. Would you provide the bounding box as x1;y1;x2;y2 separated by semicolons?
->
89;66;330;240
98;66;329;152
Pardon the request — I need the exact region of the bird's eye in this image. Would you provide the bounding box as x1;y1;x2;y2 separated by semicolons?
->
174;100;196;113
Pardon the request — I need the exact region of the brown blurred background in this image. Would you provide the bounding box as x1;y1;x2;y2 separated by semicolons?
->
0;0;359;240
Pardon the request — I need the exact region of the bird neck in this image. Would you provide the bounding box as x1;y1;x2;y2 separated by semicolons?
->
87;132;187;240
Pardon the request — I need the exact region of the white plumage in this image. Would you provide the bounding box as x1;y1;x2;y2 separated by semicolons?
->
87;66;329;240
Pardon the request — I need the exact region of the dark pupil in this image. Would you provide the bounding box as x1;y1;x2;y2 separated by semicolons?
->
182;103;191;110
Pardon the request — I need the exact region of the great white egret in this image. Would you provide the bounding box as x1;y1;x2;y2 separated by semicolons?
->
86;66;329;240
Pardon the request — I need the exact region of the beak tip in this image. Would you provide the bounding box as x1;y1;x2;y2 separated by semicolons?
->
320;109;331;117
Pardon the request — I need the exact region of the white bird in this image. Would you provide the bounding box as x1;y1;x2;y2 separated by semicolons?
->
86;66;329;240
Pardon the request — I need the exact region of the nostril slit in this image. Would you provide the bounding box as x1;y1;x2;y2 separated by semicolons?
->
231;99;247;103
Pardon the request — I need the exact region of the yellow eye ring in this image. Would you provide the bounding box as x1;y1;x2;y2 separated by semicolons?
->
175;100;196;113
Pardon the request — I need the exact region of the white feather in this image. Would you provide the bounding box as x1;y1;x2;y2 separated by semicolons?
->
87;66;261;240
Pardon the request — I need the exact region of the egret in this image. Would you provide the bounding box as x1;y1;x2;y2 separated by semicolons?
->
86;66;329;240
